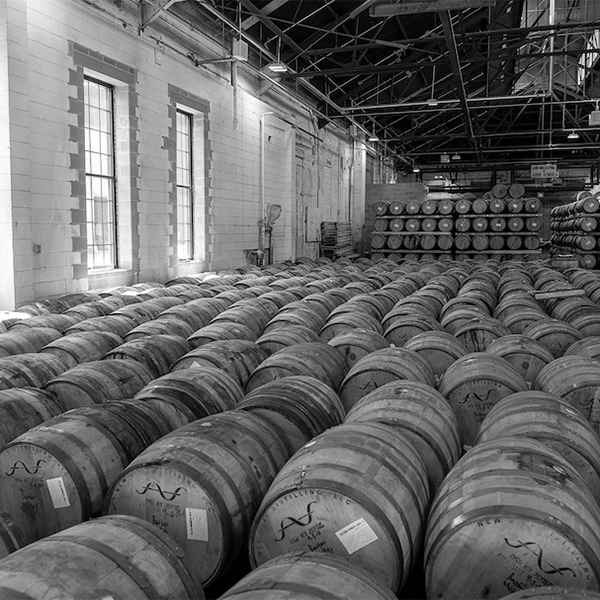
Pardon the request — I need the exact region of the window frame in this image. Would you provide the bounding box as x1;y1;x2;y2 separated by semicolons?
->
176;108;194;261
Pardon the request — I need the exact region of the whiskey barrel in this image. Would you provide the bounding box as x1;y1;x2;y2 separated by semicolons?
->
236;375;345;453
256;325;321;354
220;552;396;600
40;331;123;368
489;216;507;231
8;314;82;334
472;198;487;214
104;411;289;588
64;314;137;337
524;196;542;212
499;587;600;600
171;340;268;387
0;400;173;541
565;336;600;360
454;317;511;353
0;388;64;450
489;198;505;213
133;366;244;428
373;201;389;216
0;328;63;358
320;312;384;341
534;355;600;434
104;334;192;378
0;515;204;599
472;217;488;232
506;197;524;213
389;200;405;215
389;218;404;232
485;334;555;386
345;380;461;494
472;234;490;251
454;234;471;250
0;506;28;559
455;199;472;214
123;317;195;340
475;391;600;504
437;353;529;447
383;314;445;347
338;347;436;413
522;319;584;358
373;218;389;232
506;235;523;250
424;437;600;600
43;358;155;409
508;217;525;232
327;329;389;370
386;234;403;250
0;354;68;391
508;183;525;198
438;199;454;214
492;183;508;199
403;330;468;383
248;422;430;594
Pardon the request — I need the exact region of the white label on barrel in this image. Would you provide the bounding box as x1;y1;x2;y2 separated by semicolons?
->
186;507;208;541
46;477;70;508
335;518;378;555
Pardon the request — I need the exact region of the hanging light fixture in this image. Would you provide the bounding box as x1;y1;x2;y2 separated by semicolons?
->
427;63;438;106
567;130;580;140
266;37;288;73
452;153;461;160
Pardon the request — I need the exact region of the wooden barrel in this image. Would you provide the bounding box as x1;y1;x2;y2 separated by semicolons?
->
437;353;529;447
522;319;584;358
236;375;345;454
570;310;600;338
256;325;321;355
524;196;542;212
0;354;68;391
437;199;453;214
534;356;600;434
40;331;123;369
485;334;555;386
8;314;83;333
171;340;268;387
373;218;389;232
220;551;396;599
327;329;390;371
123;317;195;340
345;380;460;494
383;314;445;347
492;183;508;199
64;314;137;337
133;366;244;428
43;358;155;409
0;388;64;450
472;217;488;232
403;330;468;383
389;218;404;232
320;312;384;342
104;411;289;588
373;201;389;216
472;234;490;251
389;200;404;215
489;198;505;213
188;321;258;346
499;587;600;600
454;317;511;353
508;183;525;198
506;197;524;213
0;506;28;559
371;234;386;249
248;422;430;594
338;347;436;413
211;301;277;338
0;514;204;599
104;334;192;378
508;217;525;232
455;199;472;214
564;336;600;360
0;328;63;358
0;400;173;541
454;234;471;250
245;342;347;393
424;437;600;600
475;391;600;505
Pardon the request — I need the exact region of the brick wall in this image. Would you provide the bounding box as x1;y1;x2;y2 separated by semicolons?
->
0;0;360;307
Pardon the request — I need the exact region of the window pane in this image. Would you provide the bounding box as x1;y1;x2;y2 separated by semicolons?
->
84;78;116;269
177;110;193;261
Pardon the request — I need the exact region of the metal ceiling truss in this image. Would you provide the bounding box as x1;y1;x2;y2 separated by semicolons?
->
159;0;600;169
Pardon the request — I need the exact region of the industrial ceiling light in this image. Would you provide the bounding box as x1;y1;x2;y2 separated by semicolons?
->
567;130;580;140
413;165;421;173
368;132;380;141
452;153;461;160
266;61;288;73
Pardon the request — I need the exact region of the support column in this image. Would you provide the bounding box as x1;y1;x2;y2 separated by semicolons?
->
0;0;32;310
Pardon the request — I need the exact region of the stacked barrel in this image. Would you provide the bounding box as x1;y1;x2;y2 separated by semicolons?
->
454;183;542;259
370;198;455;262
4;257;600;599
370;183;542;262
550;190;600;269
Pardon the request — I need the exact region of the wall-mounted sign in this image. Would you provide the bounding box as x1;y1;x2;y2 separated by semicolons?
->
531;163;558;179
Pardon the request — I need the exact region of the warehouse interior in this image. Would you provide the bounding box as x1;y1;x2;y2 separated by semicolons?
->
2;0;600;599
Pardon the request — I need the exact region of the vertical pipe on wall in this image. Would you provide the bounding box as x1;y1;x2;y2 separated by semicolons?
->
259;111;274;258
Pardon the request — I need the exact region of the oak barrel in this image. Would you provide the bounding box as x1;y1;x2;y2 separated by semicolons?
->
344;380;461;494
327;329;390;371
248;421;430;594
437;352;529;447
39;330;123;368
0;515;204;599
424;437;600;600
220;552;397;600
104;411;290;588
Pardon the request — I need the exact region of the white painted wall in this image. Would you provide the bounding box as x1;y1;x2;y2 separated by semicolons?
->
0;0;366;308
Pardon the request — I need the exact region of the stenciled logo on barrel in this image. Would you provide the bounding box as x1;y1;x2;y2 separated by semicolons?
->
455;381;505;425
499;535;587;594
2;451;49;505
261;490;334;555
129;480;187;534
